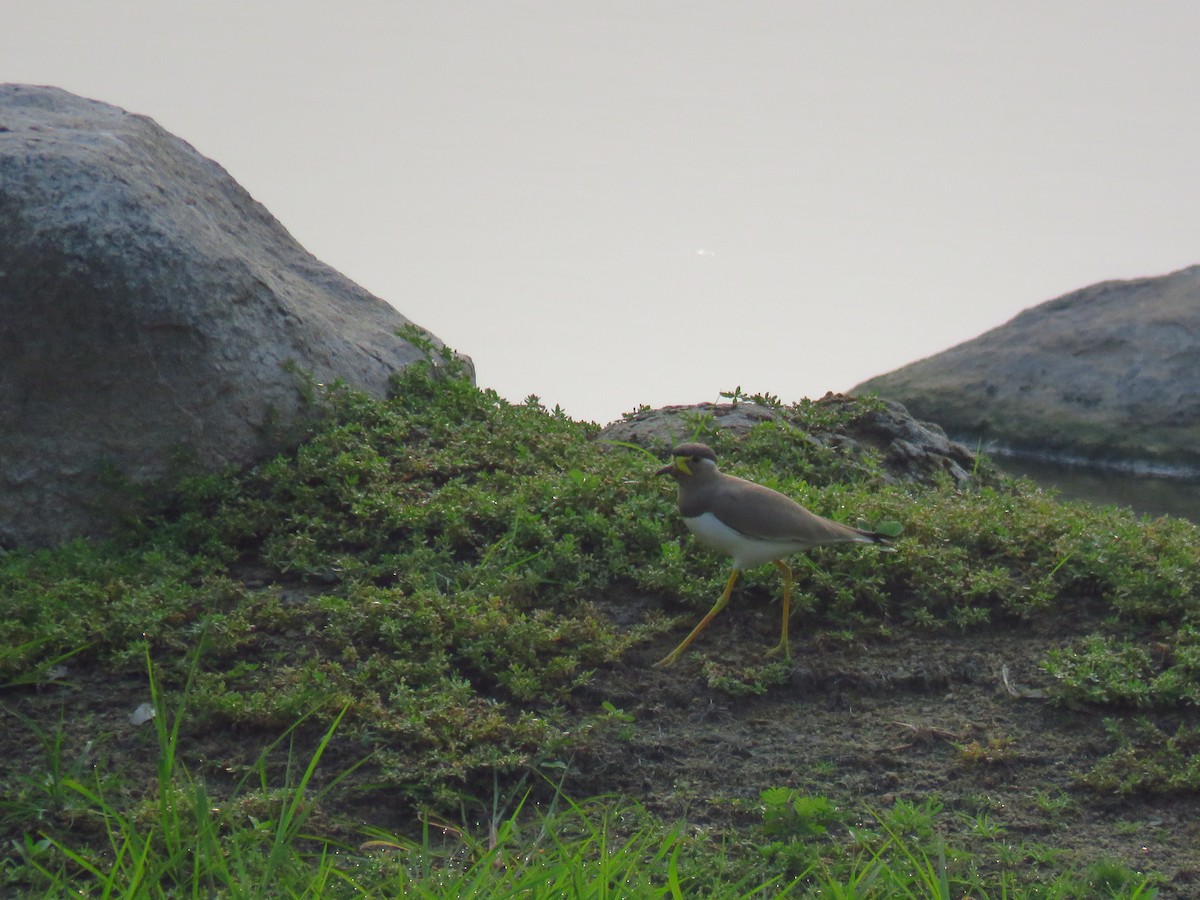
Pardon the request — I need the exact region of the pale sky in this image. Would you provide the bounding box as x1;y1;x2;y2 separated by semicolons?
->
6;2;1200;424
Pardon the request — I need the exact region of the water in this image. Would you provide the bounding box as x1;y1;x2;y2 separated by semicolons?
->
993;456;1200;523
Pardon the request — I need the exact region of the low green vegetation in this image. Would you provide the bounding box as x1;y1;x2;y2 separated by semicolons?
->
0;664;1159;898
1;352;1196;895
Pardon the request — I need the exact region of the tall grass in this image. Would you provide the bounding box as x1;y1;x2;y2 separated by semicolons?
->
12;641;361;898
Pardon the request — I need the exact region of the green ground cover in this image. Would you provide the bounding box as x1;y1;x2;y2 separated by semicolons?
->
2;355;1195;896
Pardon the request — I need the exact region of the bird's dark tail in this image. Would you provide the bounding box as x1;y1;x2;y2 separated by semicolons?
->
856;521;901;549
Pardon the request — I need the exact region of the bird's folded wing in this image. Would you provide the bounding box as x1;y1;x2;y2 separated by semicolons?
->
711;477;870;545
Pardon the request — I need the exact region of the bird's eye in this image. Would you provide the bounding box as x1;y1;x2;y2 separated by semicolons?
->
690;455;700;462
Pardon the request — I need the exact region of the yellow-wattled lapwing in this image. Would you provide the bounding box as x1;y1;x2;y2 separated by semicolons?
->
655;442;891;666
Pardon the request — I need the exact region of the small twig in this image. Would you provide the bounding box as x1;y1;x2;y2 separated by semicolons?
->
1000;663;1047;699
886;720;960;751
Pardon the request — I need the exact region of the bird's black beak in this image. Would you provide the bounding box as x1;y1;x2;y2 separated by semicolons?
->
656;457;689;477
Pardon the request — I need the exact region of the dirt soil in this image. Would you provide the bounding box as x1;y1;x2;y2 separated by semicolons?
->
572;596;1200;895
6;593;1200;896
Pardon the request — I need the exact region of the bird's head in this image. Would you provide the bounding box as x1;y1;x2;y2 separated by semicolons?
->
656;443;719;480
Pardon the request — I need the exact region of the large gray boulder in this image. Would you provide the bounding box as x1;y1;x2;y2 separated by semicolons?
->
0;84;469;548
853;265;1200;475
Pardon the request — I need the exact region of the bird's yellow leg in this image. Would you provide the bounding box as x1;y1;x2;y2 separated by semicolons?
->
655;570;740;667
765;560;794;659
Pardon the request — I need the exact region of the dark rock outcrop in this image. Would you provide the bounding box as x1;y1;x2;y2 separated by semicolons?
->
597;402;786;448
823;395;978;487
853;265;1200;475
598;395;979;488
0;84;469;547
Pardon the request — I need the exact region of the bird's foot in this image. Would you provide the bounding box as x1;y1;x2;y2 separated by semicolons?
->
764;641;791;660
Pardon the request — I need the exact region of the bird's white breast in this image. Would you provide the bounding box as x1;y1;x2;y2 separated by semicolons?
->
683;512;805;570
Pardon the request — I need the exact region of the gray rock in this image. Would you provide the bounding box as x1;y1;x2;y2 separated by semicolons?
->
597;395;979;488
853;265;1200;475
0;84;470;547
825;396;977;487
596;402;787;448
